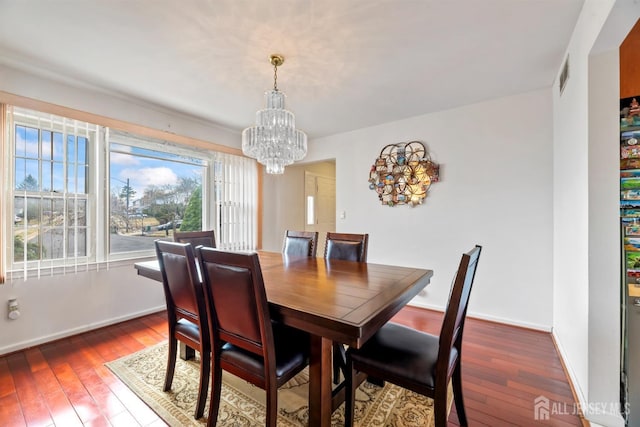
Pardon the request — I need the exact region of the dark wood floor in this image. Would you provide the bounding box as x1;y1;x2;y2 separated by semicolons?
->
0;307;584;426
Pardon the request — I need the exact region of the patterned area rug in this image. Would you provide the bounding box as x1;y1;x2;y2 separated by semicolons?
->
106;342;449;426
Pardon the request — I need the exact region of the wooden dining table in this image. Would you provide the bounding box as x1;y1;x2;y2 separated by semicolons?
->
135;251;433;427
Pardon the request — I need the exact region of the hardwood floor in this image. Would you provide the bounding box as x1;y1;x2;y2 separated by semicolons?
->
0;307;584;426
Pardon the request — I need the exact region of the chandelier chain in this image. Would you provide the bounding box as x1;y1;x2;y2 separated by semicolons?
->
273;63;278;91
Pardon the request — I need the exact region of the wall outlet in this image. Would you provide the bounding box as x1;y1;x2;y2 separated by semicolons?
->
8;298;20;320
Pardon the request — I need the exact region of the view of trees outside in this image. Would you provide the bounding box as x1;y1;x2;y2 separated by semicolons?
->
109;143;205;253
11;116;206;262
13;123;89;262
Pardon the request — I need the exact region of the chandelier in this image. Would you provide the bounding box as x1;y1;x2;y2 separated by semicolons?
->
242;54;307;174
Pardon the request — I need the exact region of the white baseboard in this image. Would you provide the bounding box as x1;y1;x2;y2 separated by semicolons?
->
0;305;165;356
408;302;624;426
408;301;552;332
551;330;626;427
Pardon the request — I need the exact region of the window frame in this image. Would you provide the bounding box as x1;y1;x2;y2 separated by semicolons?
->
8;107;98;272
105;129;211;260
0;93;258;283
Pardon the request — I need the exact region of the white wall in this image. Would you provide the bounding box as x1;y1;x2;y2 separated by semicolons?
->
0;265;165;355
263;167;306;252
588;48;624;427
551;1;600;411
0;63;240;148
305;89;554;330
552;1;636;425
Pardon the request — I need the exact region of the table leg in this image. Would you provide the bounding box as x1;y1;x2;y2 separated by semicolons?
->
308;335;333;427
179;342;195;360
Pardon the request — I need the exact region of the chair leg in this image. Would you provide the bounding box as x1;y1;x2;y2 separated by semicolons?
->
333;342;347;384
265;382;278;427
207;362;223;427
344;359;356;427
194;348;210;419
164;337;177;392
433;397;449;427
452;363;468;426
433;378;451;427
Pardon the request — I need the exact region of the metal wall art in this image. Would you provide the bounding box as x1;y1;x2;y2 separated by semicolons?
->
368;141;439;207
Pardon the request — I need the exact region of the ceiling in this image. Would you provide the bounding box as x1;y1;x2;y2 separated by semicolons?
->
0;0;584;139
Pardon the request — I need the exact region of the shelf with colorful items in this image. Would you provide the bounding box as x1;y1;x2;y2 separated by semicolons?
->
368;140;439;207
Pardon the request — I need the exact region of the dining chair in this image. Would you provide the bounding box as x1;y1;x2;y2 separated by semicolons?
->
324;232;369;383
155;240;210;419
282;230;319;257
173;229;216;248
344;245;482;427
324;232;369;262
197;247;310;427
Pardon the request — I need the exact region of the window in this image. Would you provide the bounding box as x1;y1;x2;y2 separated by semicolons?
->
307;196;315;225
10;107;96;273
109;135;207;256
2;104;258;281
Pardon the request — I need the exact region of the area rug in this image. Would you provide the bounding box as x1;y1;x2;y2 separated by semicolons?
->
106;342;449;426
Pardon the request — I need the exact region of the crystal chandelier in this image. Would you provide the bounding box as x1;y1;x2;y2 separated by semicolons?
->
242;54;307;174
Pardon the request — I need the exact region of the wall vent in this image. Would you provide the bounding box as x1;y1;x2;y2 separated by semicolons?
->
559;55;570;95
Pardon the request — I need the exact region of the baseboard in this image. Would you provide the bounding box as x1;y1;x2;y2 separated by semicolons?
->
0;305;165;356
551;330;626;427
408;301;552;332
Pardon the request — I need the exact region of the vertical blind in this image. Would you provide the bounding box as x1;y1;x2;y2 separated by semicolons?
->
212;152;258;251
0;105;6;283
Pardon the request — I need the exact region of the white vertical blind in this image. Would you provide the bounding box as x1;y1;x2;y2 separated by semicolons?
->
211;152;257;251
0;105;6;283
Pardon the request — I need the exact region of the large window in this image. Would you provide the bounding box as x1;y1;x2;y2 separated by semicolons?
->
2;105;258;281
109;137;206;255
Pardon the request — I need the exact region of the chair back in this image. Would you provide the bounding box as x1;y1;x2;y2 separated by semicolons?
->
174;230;216;248
155;240;206;326
197;248;275;360
282;230;319;257
437;245;482;379
324;232;369;262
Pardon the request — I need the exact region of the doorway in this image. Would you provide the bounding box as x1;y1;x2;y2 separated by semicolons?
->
304;171;336;256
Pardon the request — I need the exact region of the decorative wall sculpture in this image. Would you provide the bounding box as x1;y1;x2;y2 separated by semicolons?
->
368;140;439;207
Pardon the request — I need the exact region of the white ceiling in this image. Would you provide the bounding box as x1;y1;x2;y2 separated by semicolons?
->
0;0;584;139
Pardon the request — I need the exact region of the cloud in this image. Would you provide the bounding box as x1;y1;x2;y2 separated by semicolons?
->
110;151;140;166
119;167;178;196
16;131;39;157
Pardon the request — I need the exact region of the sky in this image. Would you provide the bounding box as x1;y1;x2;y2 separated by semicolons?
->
109;144;204;200
14;124;205;202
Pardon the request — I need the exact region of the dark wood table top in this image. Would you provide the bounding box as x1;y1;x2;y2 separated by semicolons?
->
256;252;433;348
135;250;433;427
135;251;433;348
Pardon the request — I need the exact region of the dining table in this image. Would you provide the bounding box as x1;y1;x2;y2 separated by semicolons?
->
134;250;433;427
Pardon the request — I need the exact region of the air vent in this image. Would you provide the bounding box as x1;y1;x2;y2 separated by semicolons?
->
559;55;570;95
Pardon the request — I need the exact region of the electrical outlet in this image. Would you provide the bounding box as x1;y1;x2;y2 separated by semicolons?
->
8;299;20;320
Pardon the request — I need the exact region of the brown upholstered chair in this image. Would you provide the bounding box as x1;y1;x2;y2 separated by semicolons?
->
324;232;369;262
155;240;210;419
282;230;319;257
344;245;482;427
324;232;369;383
197;248;310;427
173;229;216;248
